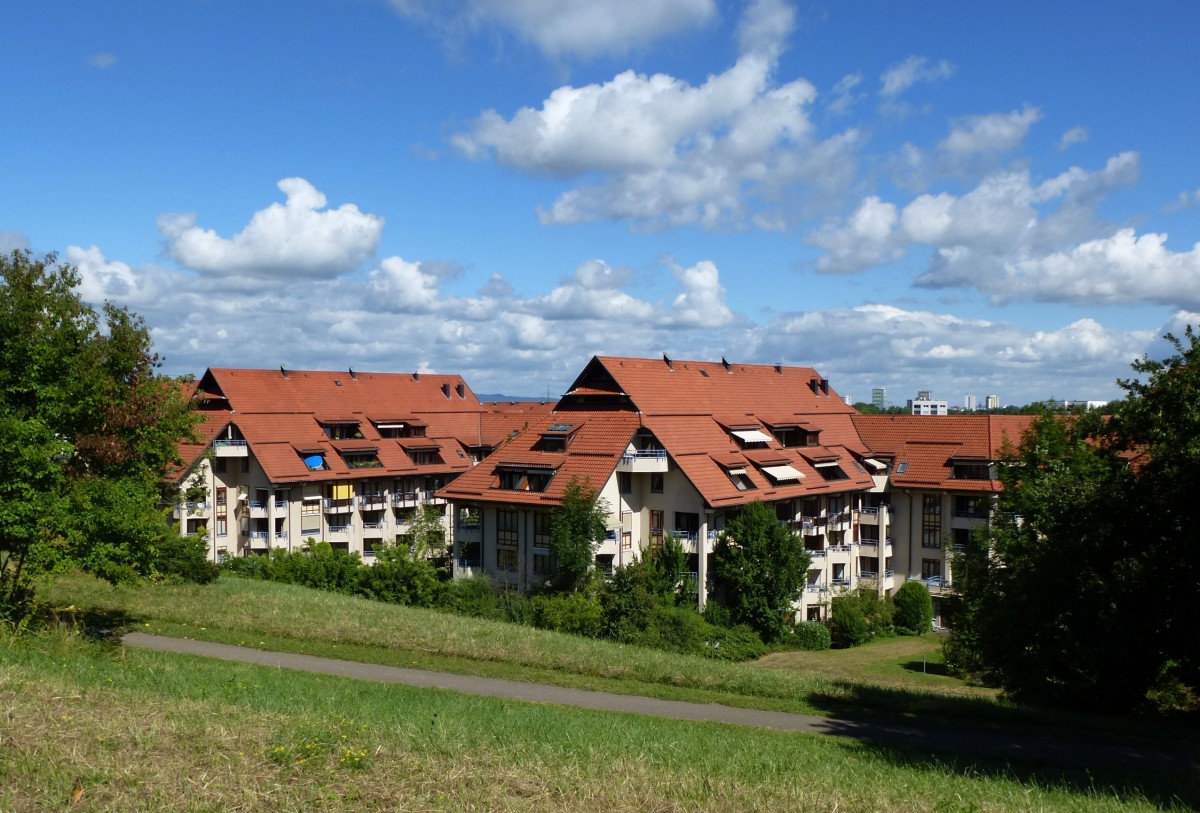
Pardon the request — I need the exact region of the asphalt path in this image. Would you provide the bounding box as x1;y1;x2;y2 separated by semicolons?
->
122;632;1196;774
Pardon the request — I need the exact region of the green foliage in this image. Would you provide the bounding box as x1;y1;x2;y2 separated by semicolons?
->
950;328;1200;711
548;477;610;591
829;596;870;648
259;544;363;594
152;531;219;585
712;501;811;643
356;543;444;608
893;581;933;636
400;504;448;556
532;590;604;637
785;620;832;651
440;574;505;619
0;250;200;622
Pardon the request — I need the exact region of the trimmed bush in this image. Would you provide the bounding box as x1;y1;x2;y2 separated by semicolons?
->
532;591;604;637
439;574;503;619
787;620;832;651
893;580;934;635
356;545;443;608
829;597;870;648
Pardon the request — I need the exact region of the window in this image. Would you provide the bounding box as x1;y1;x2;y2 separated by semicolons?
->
953;527;972;550
497;548;519;571
815;462;848;481
618;471;632;495
496;510;519;547
827;495;844;515
532;552;553;576
650;472;664;493
408;449;441;466
952;461;993;480
214;457;227;474
343;451;382;469
860;524;880;543
922;559;943;580
896;462;909;474
954;495;988;518
727;468;755;491
621;532;632;551
674;512;699;539
301;498;320;516
215;518;227;537
650;510;664;548
533;513;552;548
321;422;360;440
241;457;250;473
922;494;942;549
539;436;566;452
215;487;227;509
495;468;554;492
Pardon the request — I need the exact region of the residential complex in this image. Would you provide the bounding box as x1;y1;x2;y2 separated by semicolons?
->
907;391;949;416
175;358;1033;624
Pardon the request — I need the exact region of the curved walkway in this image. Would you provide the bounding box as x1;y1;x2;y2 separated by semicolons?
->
122;632;1195;772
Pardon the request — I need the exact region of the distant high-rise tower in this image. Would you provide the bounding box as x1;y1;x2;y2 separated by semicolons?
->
871;387;886;410
985;394;1000;410
964;393;977;411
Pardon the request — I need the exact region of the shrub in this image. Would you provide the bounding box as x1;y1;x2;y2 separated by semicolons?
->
787;620;832;651
829;597;870;648
699;623;768;662
893;580;934;635
265;543;361;594
439;574;503;619
153;533;219;584
532;591;603;637
355;544;443;608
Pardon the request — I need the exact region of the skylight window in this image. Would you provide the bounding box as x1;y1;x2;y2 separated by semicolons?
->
896;462;909;474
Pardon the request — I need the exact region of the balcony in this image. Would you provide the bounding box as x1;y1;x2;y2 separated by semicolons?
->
392;491;419;507
858;537;880;548
184;501;210;517
358;494;388;510
828;544;853;554
456;523;482;545
274;498;288;510
362;522;386;537
616;449;669;473
806;547;828;558
830;577;852;589
420;489;446;505
806;583;828;594
274;531;288;542
857;507;879;526
212;439;249;457
924;575;954;594
248;500;268;518
454;557;482;579
323;498;353;514
327;523;353;535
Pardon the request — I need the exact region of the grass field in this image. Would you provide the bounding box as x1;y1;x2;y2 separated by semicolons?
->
2;572;1193;811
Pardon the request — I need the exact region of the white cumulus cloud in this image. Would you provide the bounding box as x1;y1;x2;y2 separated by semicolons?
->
879;55;955;97
940;106;1041;155
159;178;384;279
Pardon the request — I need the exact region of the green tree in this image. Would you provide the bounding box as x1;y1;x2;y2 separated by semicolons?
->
402;504;448;558
0;250;202;620
548;477;610;591
893;581;933;635
948;329;1200;710
712;500;811;643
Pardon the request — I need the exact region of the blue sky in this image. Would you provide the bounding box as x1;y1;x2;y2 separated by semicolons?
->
4;0;1198;405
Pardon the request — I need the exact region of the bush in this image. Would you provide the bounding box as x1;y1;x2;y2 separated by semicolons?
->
532;591;604;637
829;597;870;648
356;544;443;608
153;533;219;584
699;622;768;662
786;620;832;651
439;574;503;619
893;581;933;635
264;543;362;594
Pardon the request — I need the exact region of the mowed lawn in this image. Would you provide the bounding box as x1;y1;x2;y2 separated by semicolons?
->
3;572;1192;811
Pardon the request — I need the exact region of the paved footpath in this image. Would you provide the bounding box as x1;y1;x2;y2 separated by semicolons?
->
123;632;1196;773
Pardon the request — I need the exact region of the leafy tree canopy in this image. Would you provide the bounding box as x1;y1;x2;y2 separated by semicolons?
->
712;500;810;643
0;250;204;621
948;328;1200;712
548;477;610;592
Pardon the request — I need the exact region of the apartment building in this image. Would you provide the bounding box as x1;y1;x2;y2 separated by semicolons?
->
173;367;516;562
439;355;888;621
850;413;1034;622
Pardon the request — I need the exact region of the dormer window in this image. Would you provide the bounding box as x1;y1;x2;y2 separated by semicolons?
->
731;428;772;447
491;464;555;492
727;467;756;491
951;459;994;480
319;419;361;440
761;464;804;484
813;461;849;481
297;450;326;470
538;423;578;452
407;445;442;466
341;448;381;469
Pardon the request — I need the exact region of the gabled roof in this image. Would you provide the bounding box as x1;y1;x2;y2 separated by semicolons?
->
176;367;491;484
439;410;642;506
852;414;1035;492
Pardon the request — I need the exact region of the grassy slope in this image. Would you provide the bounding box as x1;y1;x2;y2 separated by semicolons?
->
2;630;1191;813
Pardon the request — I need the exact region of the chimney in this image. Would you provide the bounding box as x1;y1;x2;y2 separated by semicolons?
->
721;356;731;373
809;378;819;395
820;379;830;395
412;371;420;382
349;367;358;380
774;362;783;375
280;365;289;379
663;353;673;371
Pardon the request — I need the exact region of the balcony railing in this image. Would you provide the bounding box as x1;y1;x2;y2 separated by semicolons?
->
362;523;386;535
274;531;288;541
829;544;852;553
858;538;880;547
830;577;851;587
212;439;248;449
807;548;827;558
392;492;419;505
323;498;353;512
806;583;828;593
248;500;266;510
359;495;388;509
248;531;268;541
328;523;353;534
622;449;667;462
274;499;288;509
671;530;697;544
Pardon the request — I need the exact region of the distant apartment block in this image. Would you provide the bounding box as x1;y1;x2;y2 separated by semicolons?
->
872;387;887;410
985;394;1000;410
907;391;949;415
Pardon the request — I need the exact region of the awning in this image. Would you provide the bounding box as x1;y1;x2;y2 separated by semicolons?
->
762;464;804;481
813;460;840;468
374;423;406;430
727;468;747;476
302;495;321;502
732;429;773;444
862;458;887;470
